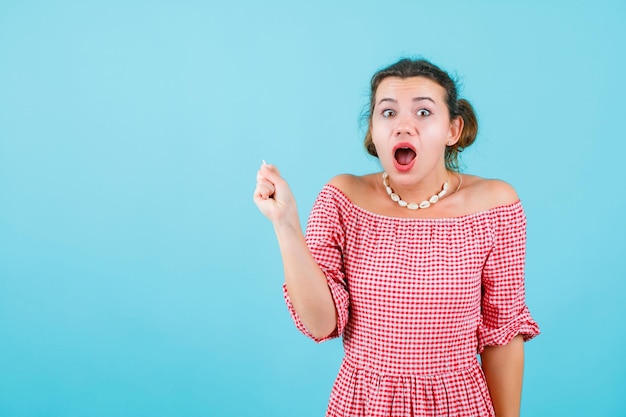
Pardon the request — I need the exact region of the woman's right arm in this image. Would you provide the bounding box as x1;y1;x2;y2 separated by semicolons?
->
253;162;337;340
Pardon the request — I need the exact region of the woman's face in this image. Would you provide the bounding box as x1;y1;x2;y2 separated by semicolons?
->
371;76;461;180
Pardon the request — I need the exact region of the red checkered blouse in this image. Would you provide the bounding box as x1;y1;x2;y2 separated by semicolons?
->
284;184;540;417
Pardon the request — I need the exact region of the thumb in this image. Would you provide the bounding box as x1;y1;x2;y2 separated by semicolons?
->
258;163;290;195
258;162;283;183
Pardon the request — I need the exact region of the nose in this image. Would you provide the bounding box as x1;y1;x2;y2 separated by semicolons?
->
393;113;415;136
394;125;413;136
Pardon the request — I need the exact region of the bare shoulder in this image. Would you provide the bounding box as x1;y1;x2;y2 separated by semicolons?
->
328;173;362;190
328;173;380;205
461;174;520;211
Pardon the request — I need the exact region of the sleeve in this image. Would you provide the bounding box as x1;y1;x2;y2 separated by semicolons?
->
282;186;350;343
478;202;540;353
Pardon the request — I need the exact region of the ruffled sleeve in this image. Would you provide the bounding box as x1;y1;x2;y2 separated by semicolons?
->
283;185;350;343
478;201;540;353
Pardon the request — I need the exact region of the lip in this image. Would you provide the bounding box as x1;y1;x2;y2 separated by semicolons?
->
392;142;417;172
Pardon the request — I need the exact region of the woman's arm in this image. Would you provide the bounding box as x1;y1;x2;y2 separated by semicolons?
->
480;334;525;417
254;162;337;340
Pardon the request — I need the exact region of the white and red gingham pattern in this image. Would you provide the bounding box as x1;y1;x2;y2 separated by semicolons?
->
283;184;540;417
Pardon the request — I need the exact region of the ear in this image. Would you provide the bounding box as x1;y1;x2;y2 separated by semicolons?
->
446;116;464;146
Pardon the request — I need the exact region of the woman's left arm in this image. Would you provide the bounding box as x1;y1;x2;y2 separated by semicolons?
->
479;184;540;416
481;334;524;417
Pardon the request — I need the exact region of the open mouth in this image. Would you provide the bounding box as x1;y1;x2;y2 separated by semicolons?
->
394;147;417;166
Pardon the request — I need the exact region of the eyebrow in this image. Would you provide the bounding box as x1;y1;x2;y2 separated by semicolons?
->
377;97;436;105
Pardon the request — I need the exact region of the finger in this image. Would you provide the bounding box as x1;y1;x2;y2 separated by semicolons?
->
256;179;276;199
256;169;277;194
258;162;282;184
257;162;285;197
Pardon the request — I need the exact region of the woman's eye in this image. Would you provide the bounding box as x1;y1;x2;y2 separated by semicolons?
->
417;109;431;117
382;109;395;117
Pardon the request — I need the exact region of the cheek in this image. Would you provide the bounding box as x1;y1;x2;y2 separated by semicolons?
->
369;130;389;159
369;123;383;144
424;122;452;141
370;118;390;138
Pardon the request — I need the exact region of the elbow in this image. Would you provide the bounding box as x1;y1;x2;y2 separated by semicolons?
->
304;312;339;341
309;323;338;341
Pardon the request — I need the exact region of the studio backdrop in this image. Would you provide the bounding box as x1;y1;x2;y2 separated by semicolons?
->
1;1;624;416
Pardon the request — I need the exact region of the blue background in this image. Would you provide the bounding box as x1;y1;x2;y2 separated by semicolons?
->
1;1;625;416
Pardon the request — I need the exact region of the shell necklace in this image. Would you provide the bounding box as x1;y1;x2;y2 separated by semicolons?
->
382;171;460;210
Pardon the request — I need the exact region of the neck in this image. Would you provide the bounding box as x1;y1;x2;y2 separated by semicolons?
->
382;170;453;210
384;170;449;202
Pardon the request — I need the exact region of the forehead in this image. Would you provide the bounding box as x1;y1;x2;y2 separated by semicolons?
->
375;76;447;103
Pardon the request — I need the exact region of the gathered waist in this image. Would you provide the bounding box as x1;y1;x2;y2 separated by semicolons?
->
341;354;482;379
327;356;494;416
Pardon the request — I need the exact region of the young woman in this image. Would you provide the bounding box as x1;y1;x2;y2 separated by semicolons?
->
254;58;539;417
